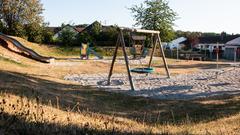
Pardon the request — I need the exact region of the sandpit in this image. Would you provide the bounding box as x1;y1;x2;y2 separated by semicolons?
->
64;68;240;100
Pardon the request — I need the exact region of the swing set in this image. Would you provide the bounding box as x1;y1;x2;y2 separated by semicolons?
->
107;27;170;91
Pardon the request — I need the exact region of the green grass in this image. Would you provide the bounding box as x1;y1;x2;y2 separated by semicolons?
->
55;46;80;56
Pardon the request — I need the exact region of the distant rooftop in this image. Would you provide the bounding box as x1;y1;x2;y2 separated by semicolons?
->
198;35;240;44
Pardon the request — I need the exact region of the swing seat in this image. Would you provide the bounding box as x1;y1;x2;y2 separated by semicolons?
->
130;47;149;59
130;67;154;74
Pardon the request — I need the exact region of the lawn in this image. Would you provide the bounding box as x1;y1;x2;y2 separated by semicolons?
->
0;37;240;134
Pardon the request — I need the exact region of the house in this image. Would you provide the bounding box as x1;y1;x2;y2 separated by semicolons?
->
77;21;102;34
224;37;240;61
195;35;240;59
165;37;187;50
48;21;102;41
52;25;85;40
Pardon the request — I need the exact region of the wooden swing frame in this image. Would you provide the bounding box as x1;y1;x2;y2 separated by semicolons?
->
107;27;170;91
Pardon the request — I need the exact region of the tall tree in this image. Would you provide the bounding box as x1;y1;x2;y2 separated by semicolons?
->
130;0;178;42
0;0;44;37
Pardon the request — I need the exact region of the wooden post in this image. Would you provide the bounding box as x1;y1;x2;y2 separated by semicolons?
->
107;35;120;85
204;45;207;58
119;30;135;90
157;34;170;78
177;43;179;61
216;44;219;70
234;48;237;63
108;27;171;90
148;34;157;68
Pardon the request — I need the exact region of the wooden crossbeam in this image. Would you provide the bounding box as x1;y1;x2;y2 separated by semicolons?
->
120;27;160;34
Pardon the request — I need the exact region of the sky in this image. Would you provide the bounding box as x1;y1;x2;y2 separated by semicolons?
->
41;0;240;34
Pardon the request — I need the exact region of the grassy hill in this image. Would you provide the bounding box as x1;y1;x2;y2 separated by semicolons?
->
0;37;240;134
12;36;81;58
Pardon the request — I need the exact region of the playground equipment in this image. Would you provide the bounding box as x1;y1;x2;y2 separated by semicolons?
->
130;67;154;74
0;33;54;63
130;35;149;59
80;43;103;60
107;27;170;91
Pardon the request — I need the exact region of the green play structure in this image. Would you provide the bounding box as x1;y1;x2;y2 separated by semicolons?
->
80;43;103;60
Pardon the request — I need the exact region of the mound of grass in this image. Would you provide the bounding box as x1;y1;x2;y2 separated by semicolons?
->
0;55;26;67
11;36;80;58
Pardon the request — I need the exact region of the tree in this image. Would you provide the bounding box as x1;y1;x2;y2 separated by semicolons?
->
42;27;54;44
130;0;178;42
25;22;43;43
58;24;78;47
0;0;44;38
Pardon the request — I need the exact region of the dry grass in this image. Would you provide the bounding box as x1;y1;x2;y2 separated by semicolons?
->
0;94;161;134
1;88;240;134
0;37;240;134
12;36;80;58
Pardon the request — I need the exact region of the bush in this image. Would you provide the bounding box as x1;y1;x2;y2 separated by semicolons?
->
57;24;79;47
24;23;41;43
42;29;54;44
0;21;4;32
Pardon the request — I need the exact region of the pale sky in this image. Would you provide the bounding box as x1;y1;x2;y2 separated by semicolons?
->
42;0;240;34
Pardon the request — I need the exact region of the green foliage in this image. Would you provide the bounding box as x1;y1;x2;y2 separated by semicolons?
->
0;0;48;43
76;32;92;44
42;28;54;44
25;23;43;43
58;24;78;47
0;21;4;32
77;21;102;45
8;22;26;38
101;26;118;41
91;21;102;37
130;0;178;42
95;25;118;46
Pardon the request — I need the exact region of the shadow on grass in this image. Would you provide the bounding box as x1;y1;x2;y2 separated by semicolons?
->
0;70;240;126
0;112;148;135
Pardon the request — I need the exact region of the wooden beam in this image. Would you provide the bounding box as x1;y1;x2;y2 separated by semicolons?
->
119;30;135;91
134;29;160;34
107;34;120;85
121;27;160;34
157;34;171;78
148;34;157;68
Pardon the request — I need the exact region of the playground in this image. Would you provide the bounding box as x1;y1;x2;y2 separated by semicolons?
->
1;29;240;101
1;29;240;134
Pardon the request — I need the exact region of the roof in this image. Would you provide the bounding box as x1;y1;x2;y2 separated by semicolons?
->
198;35;240;44
74;27;85;33
46;27;61;34
47;25;87;34
226;37;240;45
78;21;102;34
170;37;187;44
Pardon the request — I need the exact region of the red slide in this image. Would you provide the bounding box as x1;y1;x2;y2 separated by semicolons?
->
0;33;54;63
